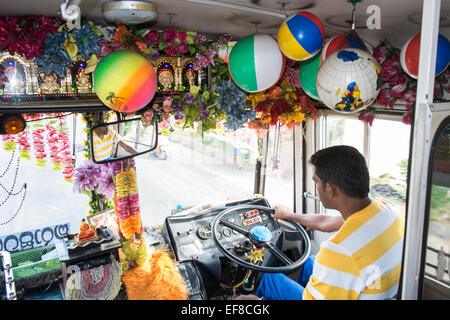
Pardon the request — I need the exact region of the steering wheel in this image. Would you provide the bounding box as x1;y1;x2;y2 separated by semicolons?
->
211;205;311;273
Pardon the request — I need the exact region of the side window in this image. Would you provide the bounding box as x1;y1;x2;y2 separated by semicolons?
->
326;116;365;152
368;119;411;215
422;120;450;295
264;125;294;211
320;115;410;216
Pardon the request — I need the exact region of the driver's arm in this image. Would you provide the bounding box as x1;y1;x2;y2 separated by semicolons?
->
118;140;138;155
272;205;344;233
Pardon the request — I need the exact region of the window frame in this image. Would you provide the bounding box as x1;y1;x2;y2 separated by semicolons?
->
419;114;450;298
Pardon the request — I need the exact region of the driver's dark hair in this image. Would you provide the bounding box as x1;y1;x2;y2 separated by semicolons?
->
309;145;370;198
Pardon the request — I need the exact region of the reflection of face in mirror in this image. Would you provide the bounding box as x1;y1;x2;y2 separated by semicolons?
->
93;125;138;162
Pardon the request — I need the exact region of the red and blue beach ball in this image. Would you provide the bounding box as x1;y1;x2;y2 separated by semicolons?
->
321;30;368;64
400;33;450;79
228;34;285;93
277;11;325;61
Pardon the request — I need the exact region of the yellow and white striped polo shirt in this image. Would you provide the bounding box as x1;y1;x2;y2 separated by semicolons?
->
303;197;405;300
92;129;121;161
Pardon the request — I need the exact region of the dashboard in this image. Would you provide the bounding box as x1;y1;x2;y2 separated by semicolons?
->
162;198;279;261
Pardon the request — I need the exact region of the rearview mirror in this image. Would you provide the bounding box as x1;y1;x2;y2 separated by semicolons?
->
90;117;158;164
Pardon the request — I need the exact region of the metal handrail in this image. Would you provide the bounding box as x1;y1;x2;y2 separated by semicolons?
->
0;251;17;300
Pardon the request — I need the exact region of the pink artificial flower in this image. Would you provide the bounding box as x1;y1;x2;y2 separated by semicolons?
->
144;29;160;46
162;29;177;43
165;44;177;56
176;31;187;44
0;17;22;55
402;111;412;125
440;69;450;93
218;33;232;47
177;43;188;54
377;85;396;109
358;109;376;126
194;48;216;70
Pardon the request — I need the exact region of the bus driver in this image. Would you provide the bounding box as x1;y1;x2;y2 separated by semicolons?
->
93;125;138;161
238;145;405;300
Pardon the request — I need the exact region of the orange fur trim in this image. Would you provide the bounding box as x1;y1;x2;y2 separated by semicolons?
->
122;249;189;300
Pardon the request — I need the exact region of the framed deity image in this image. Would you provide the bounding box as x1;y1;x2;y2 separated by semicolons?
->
87;208;120;239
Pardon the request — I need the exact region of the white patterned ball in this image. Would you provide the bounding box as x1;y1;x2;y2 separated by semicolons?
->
316;48;381;113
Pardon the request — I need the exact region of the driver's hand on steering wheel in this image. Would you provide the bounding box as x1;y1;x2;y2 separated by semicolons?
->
272;205;293;221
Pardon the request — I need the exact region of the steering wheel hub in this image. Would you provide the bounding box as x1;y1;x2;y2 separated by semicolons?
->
250;226;272;242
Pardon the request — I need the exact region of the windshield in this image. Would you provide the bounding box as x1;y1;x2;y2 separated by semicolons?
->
0;113;268;251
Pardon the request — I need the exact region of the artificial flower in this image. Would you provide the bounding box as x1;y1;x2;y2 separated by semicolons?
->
143;29;159;46
216;79;256;131
71;23;102;60
162;29;177;44
35;30;72;78
358;108;377;126
194;48;215;70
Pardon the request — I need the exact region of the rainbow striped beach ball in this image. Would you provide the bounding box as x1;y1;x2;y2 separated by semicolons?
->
94;50;157;113
277;11;325;61
228;34;285;93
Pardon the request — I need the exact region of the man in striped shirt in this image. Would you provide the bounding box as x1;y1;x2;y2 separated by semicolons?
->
93;125;137;161
239;145;404;300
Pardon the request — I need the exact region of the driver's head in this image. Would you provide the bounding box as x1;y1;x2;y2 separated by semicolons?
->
94;125;108;136
309;145;370;208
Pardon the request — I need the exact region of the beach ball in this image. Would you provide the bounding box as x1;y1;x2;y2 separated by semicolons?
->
277;11;325;61
321;30;368;64
299;49;321;100
228;34;285;93
94;50;157;113
400;33;450;79
316;48;381;113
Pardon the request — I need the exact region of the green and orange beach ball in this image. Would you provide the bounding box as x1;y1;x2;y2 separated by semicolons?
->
94;50;157;113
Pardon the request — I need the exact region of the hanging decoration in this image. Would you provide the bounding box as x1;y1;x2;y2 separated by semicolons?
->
299;49;321;100
93;50;157;113
277;11;325;61
400;33;450;80
316;48;381;113
0;148;28;226
321;30;368;64
228;34;285;93
110;159;148;270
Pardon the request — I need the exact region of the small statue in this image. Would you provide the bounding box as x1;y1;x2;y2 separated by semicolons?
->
4;67;25;94
74;218;98;245
158;69;174;91
39;73;61;94
75;71;92;93
185;69;196;88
